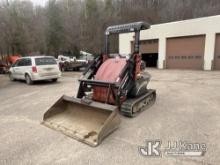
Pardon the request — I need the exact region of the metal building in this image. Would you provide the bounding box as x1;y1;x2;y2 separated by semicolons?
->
119;15;220;70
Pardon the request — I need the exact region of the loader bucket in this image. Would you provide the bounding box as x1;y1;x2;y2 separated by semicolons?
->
42;95;120;147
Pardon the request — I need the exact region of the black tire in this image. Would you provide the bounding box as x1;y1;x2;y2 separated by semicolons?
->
25;74;33;85
9;73;15;81
61;67;65;72
52;78;58;82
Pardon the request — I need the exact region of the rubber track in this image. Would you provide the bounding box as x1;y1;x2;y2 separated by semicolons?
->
120;89;156;117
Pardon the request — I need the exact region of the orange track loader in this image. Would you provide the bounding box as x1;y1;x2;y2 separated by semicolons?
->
42;22;156;146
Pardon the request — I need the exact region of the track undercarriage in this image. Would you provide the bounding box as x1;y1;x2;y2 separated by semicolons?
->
121;89;156;117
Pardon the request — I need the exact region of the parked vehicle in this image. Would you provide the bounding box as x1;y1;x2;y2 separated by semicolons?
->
0;55;20;74
7;55;21;65
0;60;8;74
9;56;61;84
57;55;87;71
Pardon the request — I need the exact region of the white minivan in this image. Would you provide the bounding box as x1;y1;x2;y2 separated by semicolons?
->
9;56;61;85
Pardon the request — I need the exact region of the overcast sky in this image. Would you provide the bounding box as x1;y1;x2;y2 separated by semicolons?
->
29;0;47;6
0;0;48;6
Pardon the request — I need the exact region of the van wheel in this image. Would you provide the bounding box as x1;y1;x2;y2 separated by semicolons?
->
61;66;66;72
25;74;33;85
9;73;15;81
52;78;58;82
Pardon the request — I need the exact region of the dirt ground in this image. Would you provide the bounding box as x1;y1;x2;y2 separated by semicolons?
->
0;69;220;165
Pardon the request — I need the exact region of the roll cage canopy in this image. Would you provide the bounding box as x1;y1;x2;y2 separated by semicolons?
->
105;21;150;35
104;21;150;54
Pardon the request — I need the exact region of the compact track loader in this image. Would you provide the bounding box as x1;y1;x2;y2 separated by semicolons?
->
42;22;156;146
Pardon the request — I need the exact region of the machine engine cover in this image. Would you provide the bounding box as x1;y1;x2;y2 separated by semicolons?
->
93;58;127;104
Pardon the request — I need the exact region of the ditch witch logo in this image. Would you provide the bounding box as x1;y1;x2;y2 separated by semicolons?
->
139;140;206;157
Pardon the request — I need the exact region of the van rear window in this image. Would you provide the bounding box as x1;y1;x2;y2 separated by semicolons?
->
35;57;57;65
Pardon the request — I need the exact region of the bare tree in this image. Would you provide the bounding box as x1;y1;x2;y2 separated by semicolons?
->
0;0;220;57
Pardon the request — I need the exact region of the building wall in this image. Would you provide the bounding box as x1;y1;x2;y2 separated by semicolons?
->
119;15;220;70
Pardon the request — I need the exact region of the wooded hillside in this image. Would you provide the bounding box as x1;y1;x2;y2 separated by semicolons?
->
0;0;220;57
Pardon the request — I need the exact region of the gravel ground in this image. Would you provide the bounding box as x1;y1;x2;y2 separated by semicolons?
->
0;69;220;165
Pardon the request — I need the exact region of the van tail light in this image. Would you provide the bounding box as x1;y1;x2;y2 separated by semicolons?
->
32;66;37;73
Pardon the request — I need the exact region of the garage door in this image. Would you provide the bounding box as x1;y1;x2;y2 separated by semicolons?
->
131;39;158;53
166;35;205;70
214;34;220;70
131;39;159;67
